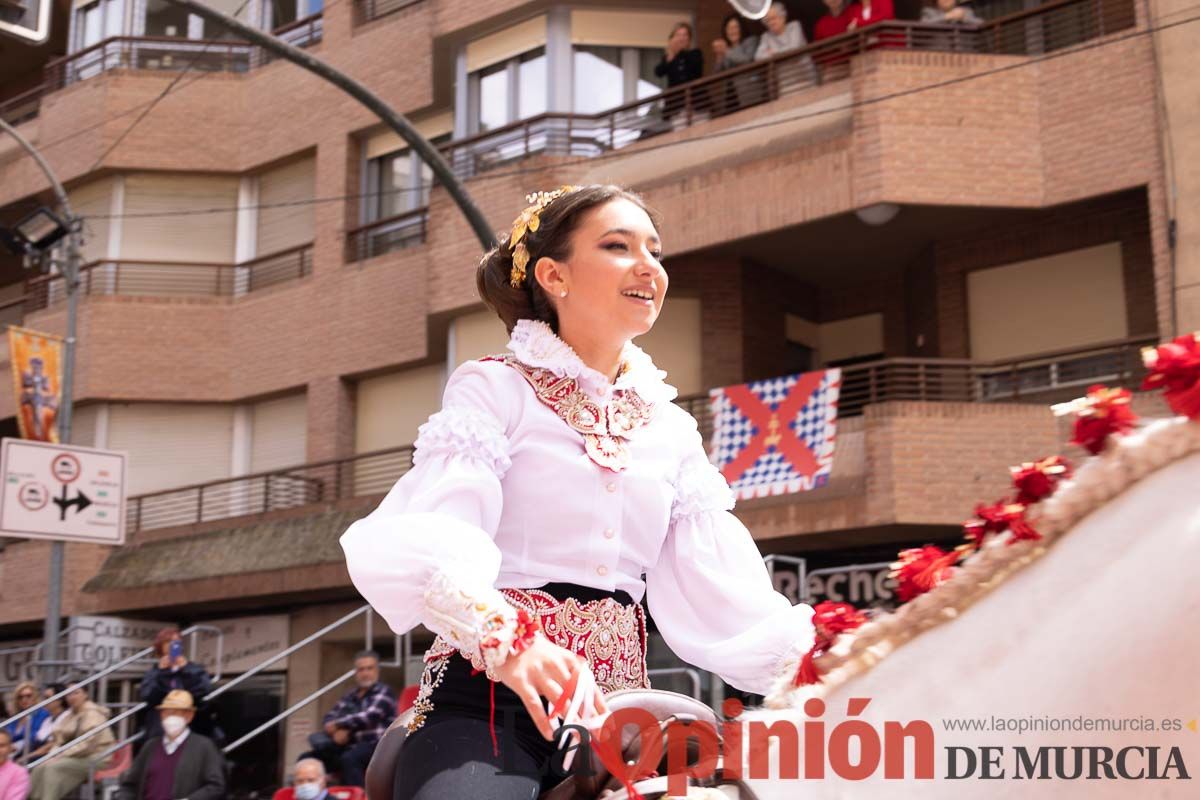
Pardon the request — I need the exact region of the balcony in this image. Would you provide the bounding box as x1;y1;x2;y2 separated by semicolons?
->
120;336;1152;537
439;0;1136;180
344;209;428;262
22;244;313;312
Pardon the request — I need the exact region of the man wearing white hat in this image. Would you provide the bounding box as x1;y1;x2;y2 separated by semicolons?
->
117;691;225;800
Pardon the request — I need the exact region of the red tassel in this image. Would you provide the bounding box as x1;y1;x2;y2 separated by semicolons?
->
589;734;645;800
793;647;821;686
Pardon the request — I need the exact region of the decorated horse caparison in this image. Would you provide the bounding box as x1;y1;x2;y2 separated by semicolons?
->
367;334;1200;800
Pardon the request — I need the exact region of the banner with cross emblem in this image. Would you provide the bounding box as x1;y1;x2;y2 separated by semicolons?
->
708;369;841;500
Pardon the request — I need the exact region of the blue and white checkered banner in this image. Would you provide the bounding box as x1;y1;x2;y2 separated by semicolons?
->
708;369;841;500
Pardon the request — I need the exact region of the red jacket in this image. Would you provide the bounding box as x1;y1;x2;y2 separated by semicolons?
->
814;4;861;41
851;0;904;49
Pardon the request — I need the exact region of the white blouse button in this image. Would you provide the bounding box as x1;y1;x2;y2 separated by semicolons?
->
603;528;615;539
606;482;617;493
596;565;608;576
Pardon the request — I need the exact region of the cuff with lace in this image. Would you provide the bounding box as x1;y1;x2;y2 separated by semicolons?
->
422;572;541;679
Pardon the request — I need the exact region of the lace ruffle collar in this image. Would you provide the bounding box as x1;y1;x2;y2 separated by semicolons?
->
506;319;678;405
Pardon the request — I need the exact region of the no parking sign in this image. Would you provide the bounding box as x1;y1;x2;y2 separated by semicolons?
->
0;438;127;545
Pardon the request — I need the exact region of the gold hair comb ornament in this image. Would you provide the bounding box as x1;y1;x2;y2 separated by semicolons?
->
508;185;577;288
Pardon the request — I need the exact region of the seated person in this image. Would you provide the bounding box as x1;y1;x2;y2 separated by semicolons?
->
291;758;329;800
301;651;396;787
0;730;30;800
28;686;112;800
117;691;225;800
4;683;51;764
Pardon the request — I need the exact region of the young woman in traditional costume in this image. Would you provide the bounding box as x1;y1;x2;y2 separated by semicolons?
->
340;185;816;799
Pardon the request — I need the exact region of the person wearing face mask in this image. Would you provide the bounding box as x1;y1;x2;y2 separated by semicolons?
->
117;691;225;800
290;759;328;800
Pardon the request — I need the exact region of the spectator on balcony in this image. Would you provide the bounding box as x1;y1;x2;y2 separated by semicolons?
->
27;686;112;800
0;730;30;800
4;683;52;765
921;0;982;50
815;0;860;41
922;0;981;24
850;0;903;49
754;3;817;90
300;651;395;788
117;691;224;800
654;22;705;125
712;13;763;112
139;629;219;748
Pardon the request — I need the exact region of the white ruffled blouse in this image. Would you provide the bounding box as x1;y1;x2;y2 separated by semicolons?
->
340;319;815;694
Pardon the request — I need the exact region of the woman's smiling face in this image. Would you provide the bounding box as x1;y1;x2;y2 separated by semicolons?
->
540;198;668;342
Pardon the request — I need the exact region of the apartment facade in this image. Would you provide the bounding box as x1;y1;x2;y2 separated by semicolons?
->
0;0;1194;788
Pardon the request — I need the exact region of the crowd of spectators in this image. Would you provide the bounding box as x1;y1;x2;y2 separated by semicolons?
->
647;0;986;122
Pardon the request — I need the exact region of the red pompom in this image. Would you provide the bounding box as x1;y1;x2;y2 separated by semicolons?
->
1142;333;1200;419
1010;456;1072;505
793;602;867;686
890;545;959;602
1069;385;1137;455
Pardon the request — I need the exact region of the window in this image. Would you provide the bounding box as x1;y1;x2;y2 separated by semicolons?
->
468;46;547;133
572;45;665;113
365;133;451;222
142;0;190;38
269;0;324;29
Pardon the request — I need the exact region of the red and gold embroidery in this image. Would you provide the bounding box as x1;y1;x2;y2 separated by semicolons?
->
482;354;654;472
411;588;649;732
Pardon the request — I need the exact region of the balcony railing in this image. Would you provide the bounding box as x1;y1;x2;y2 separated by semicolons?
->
42;14;324;92
0;85;45;127
122;336;1152;534
345;209;428;262
127;445;415;533
354;0;423;26
24;244;313;311
440;0;1135;178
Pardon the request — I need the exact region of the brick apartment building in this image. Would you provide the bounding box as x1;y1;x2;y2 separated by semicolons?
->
0;0;1196;789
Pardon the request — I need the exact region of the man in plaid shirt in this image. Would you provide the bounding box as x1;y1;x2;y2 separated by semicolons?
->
302;650;397;787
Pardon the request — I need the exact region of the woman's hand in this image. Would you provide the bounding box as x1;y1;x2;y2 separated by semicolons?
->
493;636;606;740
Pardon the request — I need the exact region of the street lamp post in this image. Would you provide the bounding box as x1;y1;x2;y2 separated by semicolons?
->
0;116;84;684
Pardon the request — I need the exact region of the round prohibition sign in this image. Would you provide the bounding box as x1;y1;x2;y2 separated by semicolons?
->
18;482;50;511
51;453;82;484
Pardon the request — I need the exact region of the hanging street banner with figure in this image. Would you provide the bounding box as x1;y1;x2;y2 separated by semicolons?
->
8;326;63;443
708;368;841;499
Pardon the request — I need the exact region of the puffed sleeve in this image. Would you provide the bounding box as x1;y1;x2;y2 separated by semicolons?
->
644;421;816;695
340;360;521;660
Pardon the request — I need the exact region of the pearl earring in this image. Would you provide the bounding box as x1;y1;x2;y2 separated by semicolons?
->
560;290;568;298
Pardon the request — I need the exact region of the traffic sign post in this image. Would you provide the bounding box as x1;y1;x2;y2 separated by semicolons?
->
0;440;126;545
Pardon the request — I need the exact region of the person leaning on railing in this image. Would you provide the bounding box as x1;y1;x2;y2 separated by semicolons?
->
711;13;763;113
754;2;818;92
27;686;113;800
